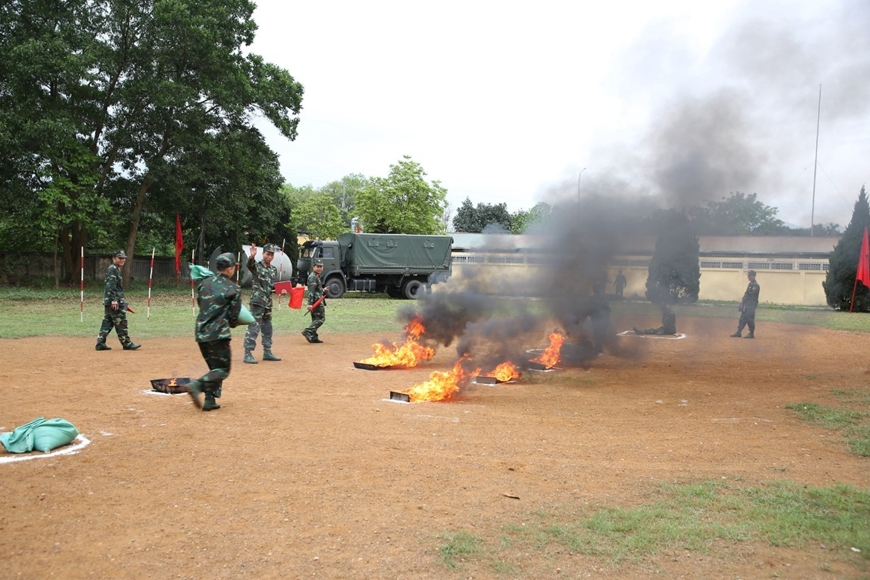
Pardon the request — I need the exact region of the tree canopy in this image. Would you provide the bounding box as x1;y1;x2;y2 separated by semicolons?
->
355;156;447;235
823;186;870;311
0;0;303;282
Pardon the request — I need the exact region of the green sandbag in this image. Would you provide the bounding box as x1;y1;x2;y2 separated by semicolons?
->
238;304;256;325
0;417;79;453
189;264;215;280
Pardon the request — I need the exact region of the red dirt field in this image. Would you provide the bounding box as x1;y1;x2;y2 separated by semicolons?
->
1;316;869;579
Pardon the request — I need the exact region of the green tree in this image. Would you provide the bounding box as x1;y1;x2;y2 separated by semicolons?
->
0;0;303;283
510;202;552;234
356;156;447;234
823;187;870;311
318;173;369;229
452;198;512;233
645;210;700;304
290;190;345;240
687;192;788;235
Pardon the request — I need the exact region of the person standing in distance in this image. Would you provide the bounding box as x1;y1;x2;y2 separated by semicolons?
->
302;259;326;343
95;250;141;351
731;270;760;339
187;252;242;411
243;242;282;363
613;269;627;299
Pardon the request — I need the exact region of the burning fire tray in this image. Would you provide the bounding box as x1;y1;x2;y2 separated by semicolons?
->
150;377;191;394
473;376;502;385
389;391;411;403
353;361;399;371
523;361;550;371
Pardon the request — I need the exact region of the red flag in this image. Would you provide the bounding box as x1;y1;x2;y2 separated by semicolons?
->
858;226;870;288
175;214;184;275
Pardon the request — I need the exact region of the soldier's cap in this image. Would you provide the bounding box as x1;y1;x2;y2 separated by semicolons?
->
312;259;324;266
113;250;127;259
263;243;280;254
216;252;237;269
747;269;756;276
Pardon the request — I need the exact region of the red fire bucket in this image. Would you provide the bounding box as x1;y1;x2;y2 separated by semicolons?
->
288;286;304;309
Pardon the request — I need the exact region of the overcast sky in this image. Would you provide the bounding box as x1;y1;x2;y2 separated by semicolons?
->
249;0;869;229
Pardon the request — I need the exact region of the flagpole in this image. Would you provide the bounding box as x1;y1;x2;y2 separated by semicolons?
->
147;247;155;320
810;84;821;237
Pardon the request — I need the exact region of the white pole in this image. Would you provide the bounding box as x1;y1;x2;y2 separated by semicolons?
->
190;249;196;316
79;246;84;323
147;247;155;319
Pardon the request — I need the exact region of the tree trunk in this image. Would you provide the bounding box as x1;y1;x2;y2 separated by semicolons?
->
122;174;155;286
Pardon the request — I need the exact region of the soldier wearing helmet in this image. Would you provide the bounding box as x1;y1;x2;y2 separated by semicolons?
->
95;249;141;351
243;242;282;363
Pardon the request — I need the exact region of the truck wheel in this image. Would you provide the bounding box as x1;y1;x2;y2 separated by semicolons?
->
325;276;346;299
403;279;424;300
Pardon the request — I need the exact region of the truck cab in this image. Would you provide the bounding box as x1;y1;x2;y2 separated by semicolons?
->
296;240;345;298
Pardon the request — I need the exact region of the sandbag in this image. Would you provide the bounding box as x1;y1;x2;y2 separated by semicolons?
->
0;417;79;454
189;264;215;280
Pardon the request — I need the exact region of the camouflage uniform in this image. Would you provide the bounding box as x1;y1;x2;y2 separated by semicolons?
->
733;272;761;338
634;306;677;335
243;244;279;361
192;260;242;406
302;268;325;343
96;251;139;350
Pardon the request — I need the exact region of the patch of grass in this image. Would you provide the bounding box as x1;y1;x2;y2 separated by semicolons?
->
787;391;870;457
438;481;870;572
438;531;483;569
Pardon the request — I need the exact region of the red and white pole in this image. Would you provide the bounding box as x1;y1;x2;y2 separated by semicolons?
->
79;246;84;323
236;252;241;283
147;247;155;319
190;250;196;316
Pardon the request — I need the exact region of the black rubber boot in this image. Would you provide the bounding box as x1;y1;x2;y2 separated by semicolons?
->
203;394;221;411
263;350;281;361
95;342;112;351
244;351;258;364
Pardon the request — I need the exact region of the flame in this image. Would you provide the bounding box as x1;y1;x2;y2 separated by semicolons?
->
482;361;521;382
359;315;435;368
407;357;479;402
167;378;178;387
530;332;564;368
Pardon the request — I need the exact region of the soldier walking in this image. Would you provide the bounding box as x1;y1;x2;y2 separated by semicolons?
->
187;253;242;411
302;259;326;343
731;270;760;338
243;242;281;363
95;250;141;351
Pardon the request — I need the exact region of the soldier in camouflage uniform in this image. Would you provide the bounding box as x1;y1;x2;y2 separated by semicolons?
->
301;259;326;343
634;303;677;335
731;270;760;339
95;250;141;351
243;242;281;363
187;252;242;411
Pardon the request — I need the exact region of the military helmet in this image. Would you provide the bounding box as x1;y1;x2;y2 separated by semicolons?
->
263;243;280;254
747;269;757;276
312;259;324;267
113;250;127;259
216;252;237;269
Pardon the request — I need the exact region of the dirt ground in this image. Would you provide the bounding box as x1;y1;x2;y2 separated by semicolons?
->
1;315;869;579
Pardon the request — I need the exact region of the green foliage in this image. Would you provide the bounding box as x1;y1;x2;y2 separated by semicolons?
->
645;210;700;304
452;197;512;232
687;192;789;235
356;156;447;234
0;0;303;281
288;189;345;240
317;173;369;229
824;187;870;311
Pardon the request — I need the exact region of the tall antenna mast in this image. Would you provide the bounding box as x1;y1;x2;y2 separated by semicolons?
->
810;84;821;237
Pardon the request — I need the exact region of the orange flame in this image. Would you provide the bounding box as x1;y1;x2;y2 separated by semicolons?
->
407;357;479;402
359;315;435;368
167;378;178;387
530;332;564;369
481;361;521;382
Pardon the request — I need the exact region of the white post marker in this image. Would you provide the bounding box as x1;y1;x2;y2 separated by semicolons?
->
190;249;196;316
277;238;285;309
147;247;155;319
236;252;241;283
79;246;84;323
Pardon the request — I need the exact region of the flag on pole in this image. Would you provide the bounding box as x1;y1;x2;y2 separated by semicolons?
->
857;226;870;288
175;214;184;275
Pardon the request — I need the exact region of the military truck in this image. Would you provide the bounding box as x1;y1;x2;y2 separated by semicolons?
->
295;233;453;299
